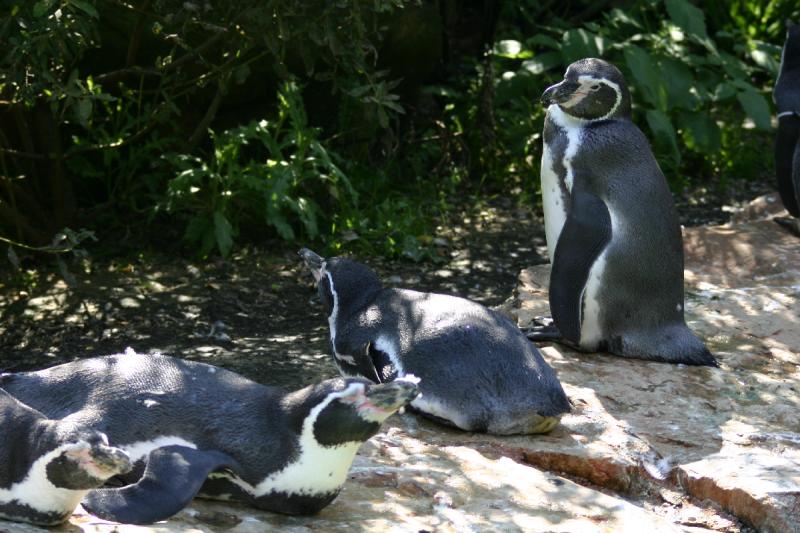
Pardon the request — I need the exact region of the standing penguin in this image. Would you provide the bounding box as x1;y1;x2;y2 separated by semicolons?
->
774;20;800;235
298;248;571;435
529;58;716;366
0;351;418;525
0;388;131;526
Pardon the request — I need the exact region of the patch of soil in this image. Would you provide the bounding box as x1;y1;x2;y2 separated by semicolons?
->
0;183;780;387
0;200;548;389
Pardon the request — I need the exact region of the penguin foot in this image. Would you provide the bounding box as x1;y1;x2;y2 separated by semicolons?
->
523;324;563;342
774;216;800;237
532;315;554;327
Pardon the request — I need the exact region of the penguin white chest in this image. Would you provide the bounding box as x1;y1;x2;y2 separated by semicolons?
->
541;105;584;262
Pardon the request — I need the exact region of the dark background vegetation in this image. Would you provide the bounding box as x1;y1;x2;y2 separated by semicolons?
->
1;0;799;268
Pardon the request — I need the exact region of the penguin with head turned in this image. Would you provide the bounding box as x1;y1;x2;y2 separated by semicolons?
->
299;248;571;435
0;350;418;524
774;20;800;235
0;387;131;526
529;58;717;366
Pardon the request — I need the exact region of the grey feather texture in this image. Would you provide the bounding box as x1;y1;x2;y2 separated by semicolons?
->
535;58;716;366
300;248;571;435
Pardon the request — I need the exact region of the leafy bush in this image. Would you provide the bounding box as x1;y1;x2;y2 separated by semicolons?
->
0;0;409;256
3;0;799;263
479;0;797;189
162;82;355;257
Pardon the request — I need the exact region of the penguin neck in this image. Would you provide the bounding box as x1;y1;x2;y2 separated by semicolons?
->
325;271;381;336
0;442;88;521
549;104;588;128
247;384;364;497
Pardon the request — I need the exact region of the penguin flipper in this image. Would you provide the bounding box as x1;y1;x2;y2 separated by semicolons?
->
550;189;612;343
82;445;237;525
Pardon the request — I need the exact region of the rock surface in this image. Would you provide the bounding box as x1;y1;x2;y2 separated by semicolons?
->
4;196;799;533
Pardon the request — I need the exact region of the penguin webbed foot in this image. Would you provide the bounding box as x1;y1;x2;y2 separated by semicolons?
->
523;316;563;342
774;216;800;237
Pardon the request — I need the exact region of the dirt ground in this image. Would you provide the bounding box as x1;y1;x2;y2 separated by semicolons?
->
0;178;774;387
0;200;550;388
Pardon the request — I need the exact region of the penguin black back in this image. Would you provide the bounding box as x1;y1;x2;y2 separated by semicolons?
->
0;352;417;524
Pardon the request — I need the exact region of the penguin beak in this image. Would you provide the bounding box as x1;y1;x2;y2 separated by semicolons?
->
88;443;133;478
359;379;420;419
298;248;324;282
541;80;581;106
67;440;132;480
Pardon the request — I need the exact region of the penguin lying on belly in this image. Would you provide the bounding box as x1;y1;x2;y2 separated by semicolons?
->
0;350;418;525
528;58;717;367
0;387;131;526
299;248;571;435
774;20;800;236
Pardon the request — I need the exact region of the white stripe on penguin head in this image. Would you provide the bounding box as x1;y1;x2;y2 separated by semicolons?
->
577;75;623;120
324;269;356;366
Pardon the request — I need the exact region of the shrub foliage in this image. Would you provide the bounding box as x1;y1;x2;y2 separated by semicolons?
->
1;0;798;259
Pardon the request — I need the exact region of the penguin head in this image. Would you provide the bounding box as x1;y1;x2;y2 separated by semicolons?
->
288;377;419;447
43;423;132;490
541;58;631;121
299;248;383;318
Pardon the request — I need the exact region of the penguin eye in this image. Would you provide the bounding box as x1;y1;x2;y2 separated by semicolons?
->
590;84;601;91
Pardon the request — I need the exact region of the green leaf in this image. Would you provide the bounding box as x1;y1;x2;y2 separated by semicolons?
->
718;52;748;80
76;99;92;126
185;216;212;246
68;0;99;18
32;0;55;17
213;211;234;257
749;41;781;76
678;112;721;152
712;82;736;102
270;215;295;241
493;40;532;59
645;109;680;164
527;35;561;50
521;52;563;75
608;8;642;29
561;29;602;64
658;57;694;110
234;64;251;85
736;90;772;131
664;0;708;40
624;47;668;111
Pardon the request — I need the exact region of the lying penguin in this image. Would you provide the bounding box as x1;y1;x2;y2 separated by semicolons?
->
774;20;800;236
0;350;418;525
530;58;717;366
298;248;571;435
0;387;131;526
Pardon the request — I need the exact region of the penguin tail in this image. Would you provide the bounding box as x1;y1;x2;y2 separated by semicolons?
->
611;324;718;367
486;384;572;436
